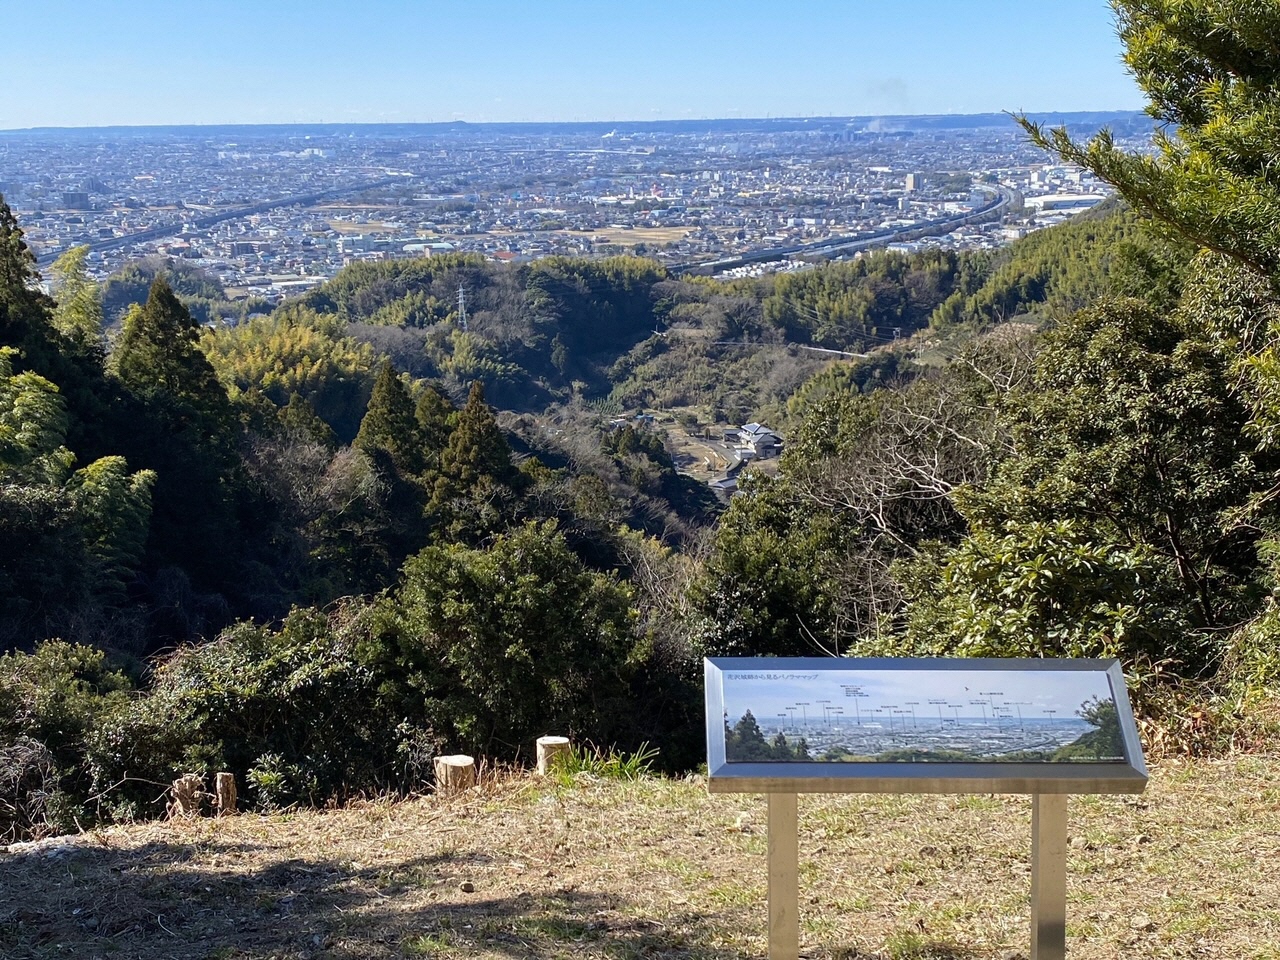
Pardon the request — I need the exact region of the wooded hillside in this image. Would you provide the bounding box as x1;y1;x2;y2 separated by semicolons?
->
4;0;1280;841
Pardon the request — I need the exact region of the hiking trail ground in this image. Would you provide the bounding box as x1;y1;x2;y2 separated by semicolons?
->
2;756;1277;959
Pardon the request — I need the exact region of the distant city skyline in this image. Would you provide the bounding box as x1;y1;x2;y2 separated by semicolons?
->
4;0;1143;130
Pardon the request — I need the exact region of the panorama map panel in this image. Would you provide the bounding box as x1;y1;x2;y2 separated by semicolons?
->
721;667;1125;764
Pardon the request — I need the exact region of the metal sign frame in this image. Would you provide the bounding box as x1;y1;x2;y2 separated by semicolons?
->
704;656;1149;960
706;656;1147;794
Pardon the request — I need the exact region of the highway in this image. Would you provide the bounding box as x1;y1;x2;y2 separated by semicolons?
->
37;177;1016;279
34;175;410;267
669;185;1016;277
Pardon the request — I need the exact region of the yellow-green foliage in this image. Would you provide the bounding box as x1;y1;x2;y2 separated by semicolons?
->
302;252;490;321
763;248;977;345
429;329;523;383
202;306;375;440
930;203;1191;328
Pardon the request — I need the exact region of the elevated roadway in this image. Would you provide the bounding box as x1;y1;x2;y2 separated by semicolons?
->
34;175;409;267
669;186;1016;277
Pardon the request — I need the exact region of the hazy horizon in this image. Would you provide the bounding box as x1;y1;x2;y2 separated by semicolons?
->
0;109;1147;136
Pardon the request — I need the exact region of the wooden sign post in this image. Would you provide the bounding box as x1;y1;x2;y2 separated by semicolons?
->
705;657;1148;960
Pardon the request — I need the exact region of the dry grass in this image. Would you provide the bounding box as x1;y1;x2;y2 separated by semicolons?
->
584;227;692;246
324;220;405;236
3;757;1278;959
487;226;692;247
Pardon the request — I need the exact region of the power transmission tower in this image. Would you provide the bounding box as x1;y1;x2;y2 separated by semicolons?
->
457;283;468;332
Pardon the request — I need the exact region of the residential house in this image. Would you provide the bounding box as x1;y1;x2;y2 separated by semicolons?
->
738;422;783;459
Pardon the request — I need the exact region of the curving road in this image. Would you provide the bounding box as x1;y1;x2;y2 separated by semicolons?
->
34;175;408;267
669;185;1017;276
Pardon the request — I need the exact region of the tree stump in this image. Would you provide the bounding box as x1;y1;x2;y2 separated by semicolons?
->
167;774;205;818
433;755;476;796
536;736;572;775
215;772;237;816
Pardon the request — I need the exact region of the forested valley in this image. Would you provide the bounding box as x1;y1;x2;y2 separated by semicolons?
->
5;2;1280;840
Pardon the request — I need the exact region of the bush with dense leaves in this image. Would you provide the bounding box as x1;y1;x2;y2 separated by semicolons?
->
68;521;698;823
0;642;131;837
373;520;643;757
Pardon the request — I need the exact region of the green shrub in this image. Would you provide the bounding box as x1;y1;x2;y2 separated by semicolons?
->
884;519;1195;670
375;520;642;758
1;522;701;831
0;641;132;837
85;602;395;817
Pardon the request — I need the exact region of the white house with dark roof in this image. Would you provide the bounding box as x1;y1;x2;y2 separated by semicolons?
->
738;422;783;458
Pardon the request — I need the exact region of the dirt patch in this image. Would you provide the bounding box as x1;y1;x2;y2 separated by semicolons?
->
325;221;405;236
585;226;693;246
2;758;1277;959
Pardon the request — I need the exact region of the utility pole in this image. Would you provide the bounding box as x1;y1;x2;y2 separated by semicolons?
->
457;282;468;332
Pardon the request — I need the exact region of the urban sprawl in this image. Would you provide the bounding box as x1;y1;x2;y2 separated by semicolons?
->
0;114;1149;302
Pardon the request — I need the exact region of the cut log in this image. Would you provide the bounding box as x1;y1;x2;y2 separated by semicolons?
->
167;774;205;818
214;772;237;816
433;755;476;796
536;736;572;775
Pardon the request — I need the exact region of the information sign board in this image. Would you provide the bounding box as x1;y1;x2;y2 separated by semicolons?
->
705;657;1147;794
704;657;1148;960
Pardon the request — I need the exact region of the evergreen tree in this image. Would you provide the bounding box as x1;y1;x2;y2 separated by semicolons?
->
0;195;41;308
107;279;243;614
388;520;637;755
550;333;569;376
1021;1;1280;279
770;731;790;759
111;278;228;421
728;710;770;761
711;0;1280;687
428;381;520;540
279;392;338;449
437;381;515;488
355;362;425;476
414;382;455;471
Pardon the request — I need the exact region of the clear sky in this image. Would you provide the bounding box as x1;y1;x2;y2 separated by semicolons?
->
721;668;1115;724
2;0;1143;129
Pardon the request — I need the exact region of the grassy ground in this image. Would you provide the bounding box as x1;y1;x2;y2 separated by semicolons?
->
584;227;692;246
2;756;1278;960
324;220;409;236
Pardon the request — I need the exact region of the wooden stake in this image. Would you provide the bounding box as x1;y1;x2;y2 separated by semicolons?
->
433;755;476;796
536;736;572;775
214;772;237;816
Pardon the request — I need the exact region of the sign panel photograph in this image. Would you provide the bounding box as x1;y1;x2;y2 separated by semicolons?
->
705;657;1147;794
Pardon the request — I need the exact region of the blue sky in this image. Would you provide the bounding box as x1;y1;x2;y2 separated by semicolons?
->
721;668;1116;724
2;0;1143;129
